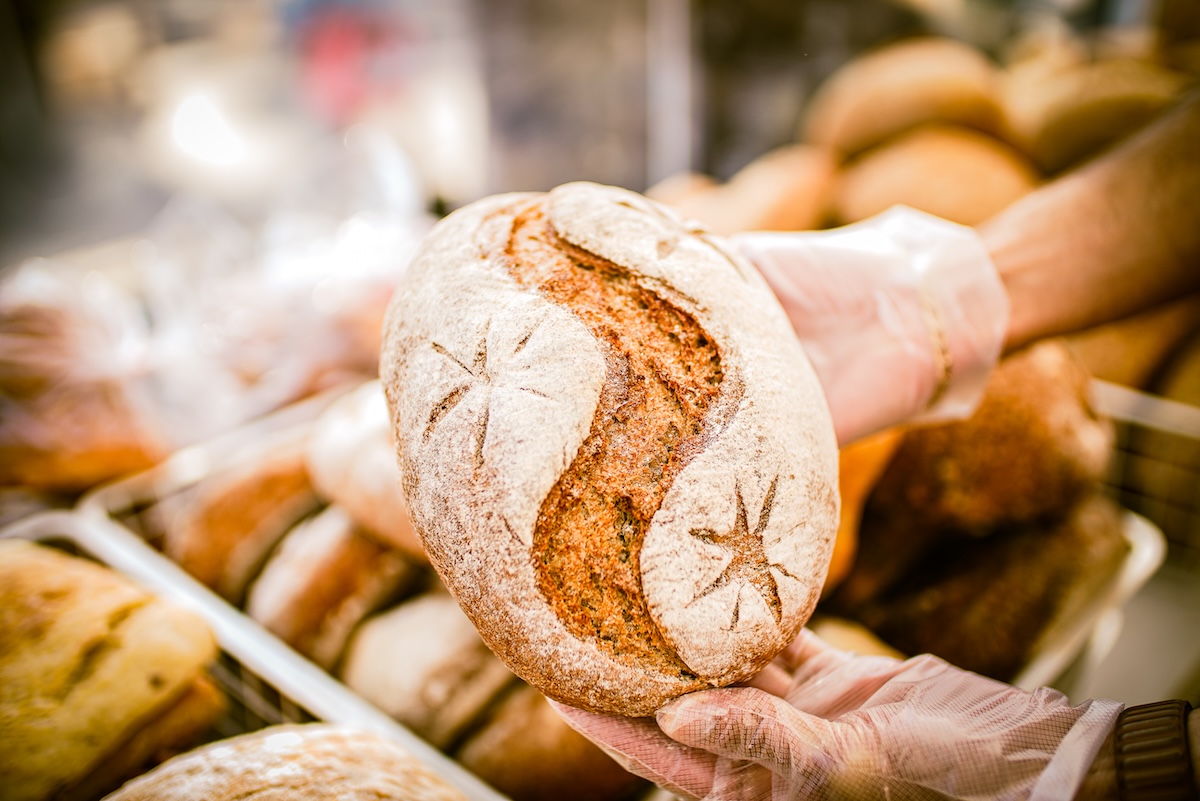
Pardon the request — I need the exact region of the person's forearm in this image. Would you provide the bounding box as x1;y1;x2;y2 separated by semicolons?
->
980;88;1200;353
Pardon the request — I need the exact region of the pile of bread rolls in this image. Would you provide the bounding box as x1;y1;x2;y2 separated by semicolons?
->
115;379;648;801
652;24;1194;236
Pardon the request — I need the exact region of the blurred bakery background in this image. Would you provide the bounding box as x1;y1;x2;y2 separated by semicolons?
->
2;1;1199;799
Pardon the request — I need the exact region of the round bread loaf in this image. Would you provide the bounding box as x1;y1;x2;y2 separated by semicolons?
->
245;504;422;671
832;125;1039;227
103;723;469;801
1001;57;1189;174
340;592;517;749
380;181;839;715
0;540;221;801
306;380;426;560
802;37;1005;159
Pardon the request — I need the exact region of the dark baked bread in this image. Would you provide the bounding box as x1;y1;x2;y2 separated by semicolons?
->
868;339;1113;532
380;181;839;715
852;492;1130;681
832;340;1113;613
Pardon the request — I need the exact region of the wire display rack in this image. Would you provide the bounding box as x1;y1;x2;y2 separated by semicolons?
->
1092;380;1200;569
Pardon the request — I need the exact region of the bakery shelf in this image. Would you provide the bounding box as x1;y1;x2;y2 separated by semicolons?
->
1092;379;1200;567
0;510;508;801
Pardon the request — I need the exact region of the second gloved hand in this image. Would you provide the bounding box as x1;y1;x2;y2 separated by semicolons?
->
555;630;1120;801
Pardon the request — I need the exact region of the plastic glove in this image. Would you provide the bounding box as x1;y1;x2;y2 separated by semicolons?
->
554;629;1121;801
734;207;1009;445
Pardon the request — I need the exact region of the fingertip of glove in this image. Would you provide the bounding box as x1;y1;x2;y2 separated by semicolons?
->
657;687;778;737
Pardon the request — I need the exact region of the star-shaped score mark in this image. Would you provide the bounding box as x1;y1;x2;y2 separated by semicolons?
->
425;318;552;472
688;476;798;631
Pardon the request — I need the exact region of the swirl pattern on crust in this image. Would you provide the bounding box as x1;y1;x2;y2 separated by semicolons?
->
382;182;838;715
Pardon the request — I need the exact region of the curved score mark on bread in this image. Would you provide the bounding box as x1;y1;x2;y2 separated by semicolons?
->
688;477;786;631
503;198;740;677
613;198;754;283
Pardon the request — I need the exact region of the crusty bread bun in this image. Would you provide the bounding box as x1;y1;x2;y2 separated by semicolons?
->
454;683;647;801
340;592;518;749
832;124;1039;226
305;380;426;560
245;504;423;671
658;144;840;234
830;341;1113;613
644;171;719;207
162;439;318;604
103;723;470;801
0;539;223;801
853;492;1130;682
802;37;1005;159
1001;57;1189;174
380;181;839;716
867;339;1113;532
0;297;168;492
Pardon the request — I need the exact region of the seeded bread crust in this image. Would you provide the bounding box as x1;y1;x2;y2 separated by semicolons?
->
381;182;839;715
103;723;469;801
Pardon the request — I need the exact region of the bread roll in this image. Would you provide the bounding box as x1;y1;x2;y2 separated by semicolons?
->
832;125;1039;226
663;144;839;234
853;492;1130;682
245;505;423;671
454;683;647;801
1002;57;1189;173
162;439;318;604
380;181;839;715
340;593;517;749
867;339;1113;532
306;380;425;559
0;272;168;492
802;37;1005;158
0;540;221;801
644;171;719;207
103;723;470;801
